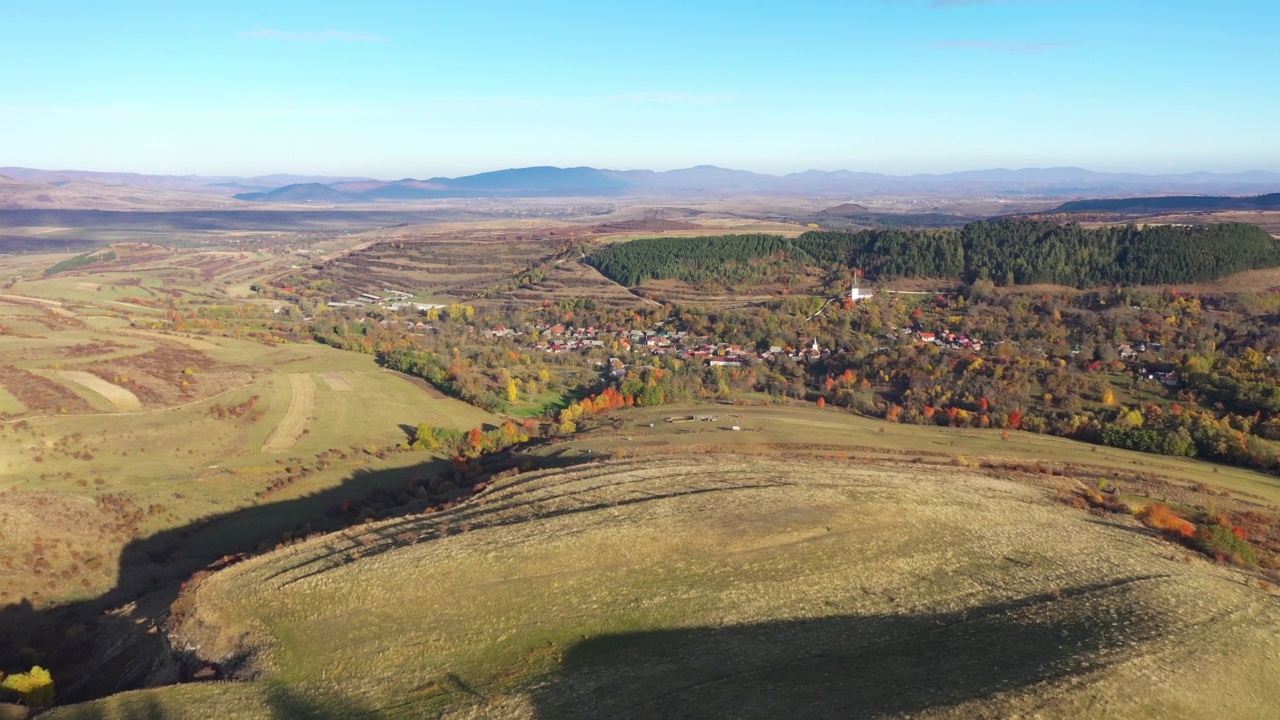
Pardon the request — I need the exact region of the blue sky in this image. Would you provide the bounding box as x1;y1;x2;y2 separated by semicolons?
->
2;0;1277;177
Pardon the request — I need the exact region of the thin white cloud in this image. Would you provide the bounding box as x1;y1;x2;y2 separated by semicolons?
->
240;29;389;43
929;40;1080;53
607;93;741;105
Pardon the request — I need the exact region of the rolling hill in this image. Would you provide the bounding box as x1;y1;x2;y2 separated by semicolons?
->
46;449;1280;719
231;183;358;203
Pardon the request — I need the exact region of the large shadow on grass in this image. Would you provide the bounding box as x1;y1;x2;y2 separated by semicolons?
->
0;444;597;706
532;577;1166;720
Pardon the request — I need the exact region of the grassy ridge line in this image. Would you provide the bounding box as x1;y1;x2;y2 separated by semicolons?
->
564;405;1280;505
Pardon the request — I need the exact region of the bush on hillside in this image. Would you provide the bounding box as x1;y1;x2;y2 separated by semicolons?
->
1138;503;1196;539
1195;522;1259;567
0;665;55;708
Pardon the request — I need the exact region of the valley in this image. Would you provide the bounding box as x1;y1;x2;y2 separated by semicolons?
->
1;192;1279;718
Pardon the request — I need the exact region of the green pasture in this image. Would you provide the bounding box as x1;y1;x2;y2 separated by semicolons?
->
46;454;1280;720
555;404;1280;506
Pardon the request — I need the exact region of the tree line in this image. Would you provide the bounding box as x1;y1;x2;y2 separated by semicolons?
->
587;220;1280;288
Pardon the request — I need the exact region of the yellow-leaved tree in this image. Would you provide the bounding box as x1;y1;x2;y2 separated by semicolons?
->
2;665;55;708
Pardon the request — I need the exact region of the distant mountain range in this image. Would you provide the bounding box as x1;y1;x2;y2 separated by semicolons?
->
3;165;1280;202
0;167;373;194
231;165;1280;202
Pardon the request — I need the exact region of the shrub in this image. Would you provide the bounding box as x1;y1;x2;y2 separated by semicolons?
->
1139;504;1196;540
1195;522;1259;567
1;665;55;707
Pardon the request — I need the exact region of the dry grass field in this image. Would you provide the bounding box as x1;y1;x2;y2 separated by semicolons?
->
321;372;354;392
0;278;500;614
568;404;1280;506
56;370;142;411
47;454;1280;719
260;374;316;454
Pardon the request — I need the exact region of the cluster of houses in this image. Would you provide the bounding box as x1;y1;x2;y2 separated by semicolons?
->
517;321;836;369
1115;343;1183;386
910;329;985;352
326;288;444;313
350;315;436;333
1117;342;1164;361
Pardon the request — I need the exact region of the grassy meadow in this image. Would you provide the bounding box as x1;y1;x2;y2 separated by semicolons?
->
45;454;1280;720
563;403;1280;506
0;288;499;609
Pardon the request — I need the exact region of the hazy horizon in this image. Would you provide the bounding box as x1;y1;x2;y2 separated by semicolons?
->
6;162;1280;185
3;1;1278;177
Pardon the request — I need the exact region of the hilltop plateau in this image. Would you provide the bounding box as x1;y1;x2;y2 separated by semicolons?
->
45;444;1280;719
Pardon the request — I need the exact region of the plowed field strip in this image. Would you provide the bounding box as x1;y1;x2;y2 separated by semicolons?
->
262;373;315;453
57;370;141;411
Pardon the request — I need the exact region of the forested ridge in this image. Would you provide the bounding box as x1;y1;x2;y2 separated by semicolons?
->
1054;193;1280;213
587;221;1280;288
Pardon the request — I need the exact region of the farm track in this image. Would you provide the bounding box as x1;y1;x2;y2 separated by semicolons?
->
115;329;224;351
261;373;315;454
57;370;141;411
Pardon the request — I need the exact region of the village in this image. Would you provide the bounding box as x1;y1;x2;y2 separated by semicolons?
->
330;285;1182;389
313;273;1187;398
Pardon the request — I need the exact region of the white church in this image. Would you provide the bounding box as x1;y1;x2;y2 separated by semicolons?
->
849;275;873;302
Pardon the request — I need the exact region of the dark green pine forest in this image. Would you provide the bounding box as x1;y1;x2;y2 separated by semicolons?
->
587;220;1280;288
